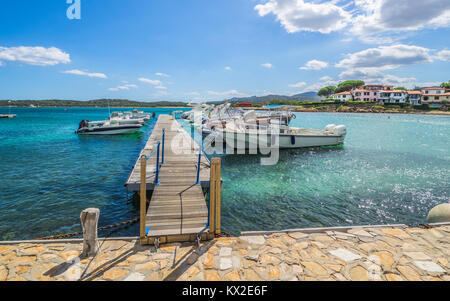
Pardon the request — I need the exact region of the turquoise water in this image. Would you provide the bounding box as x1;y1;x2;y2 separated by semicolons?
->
0;109;449;240
0;107;188;240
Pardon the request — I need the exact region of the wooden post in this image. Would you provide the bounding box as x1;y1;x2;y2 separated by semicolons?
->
210;158;221;235
140;156;147;241
214;158;221;235
80;208;100;258
209;160;216;234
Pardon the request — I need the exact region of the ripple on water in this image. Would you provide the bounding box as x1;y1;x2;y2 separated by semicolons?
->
0;110;449;239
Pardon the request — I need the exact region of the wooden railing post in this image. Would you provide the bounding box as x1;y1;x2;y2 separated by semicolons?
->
214;158;221;235
209;160;216;234
140;156;147;242
210;158;221;235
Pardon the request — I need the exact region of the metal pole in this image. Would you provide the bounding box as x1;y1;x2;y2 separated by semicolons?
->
155;142;161;186
162;129;165;165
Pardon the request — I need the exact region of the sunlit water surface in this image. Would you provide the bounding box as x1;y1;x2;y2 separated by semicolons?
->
0;108;449;239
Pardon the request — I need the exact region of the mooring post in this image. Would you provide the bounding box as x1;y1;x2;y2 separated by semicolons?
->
80;208;100;257
213;158;221;235
209;160;216;234
209;158;221;235
140;156;147;241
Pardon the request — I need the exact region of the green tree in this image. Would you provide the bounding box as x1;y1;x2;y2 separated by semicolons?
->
441;81;450;89
335;80;365;93
394;87;407;90
318;86;337;98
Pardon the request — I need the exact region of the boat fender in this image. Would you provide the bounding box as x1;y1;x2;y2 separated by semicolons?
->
291;135;296;145
325;124;336;132
427;203;450;223
333;125;347;136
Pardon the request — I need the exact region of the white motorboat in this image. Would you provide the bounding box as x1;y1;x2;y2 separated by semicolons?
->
203;111;347;150
130;109;155;121
210;123;346;150
75;120;142;135
109;112;146;125
0;114;16;118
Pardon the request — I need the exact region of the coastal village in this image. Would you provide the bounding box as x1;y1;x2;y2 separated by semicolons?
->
333;85;450;108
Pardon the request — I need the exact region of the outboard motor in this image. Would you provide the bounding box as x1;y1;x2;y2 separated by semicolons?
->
78;120;90;130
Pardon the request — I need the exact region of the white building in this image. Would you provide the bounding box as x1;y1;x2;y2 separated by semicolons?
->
333;91;352;102
378;90;408;104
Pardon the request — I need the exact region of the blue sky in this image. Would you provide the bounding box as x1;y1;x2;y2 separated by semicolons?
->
0;0;449;102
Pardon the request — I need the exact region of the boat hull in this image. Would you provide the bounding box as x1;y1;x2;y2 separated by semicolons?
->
76;125;142;135
210;130;345;149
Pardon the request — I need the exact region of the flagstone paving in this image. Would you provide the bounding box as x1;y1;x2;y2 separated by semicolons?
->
0;225;449;281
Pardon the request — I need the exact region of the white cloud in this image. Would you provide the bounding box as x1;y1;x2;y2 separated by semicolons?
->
300;59;328;70
288;81;307;88
155;85;167;90
300;76;339;93
224;66;232;71
62;69;107;79
352;0;450;38
0;46;70;66
138;78;163;85
155;72;170;77
261;63;273;69
255;0;351;34
437;50;450;61
338;68;417;87
255;0;450;43
108;84;138;91
320;76;333;81
207;90;248;97
335;44;433;70
185;91;200;96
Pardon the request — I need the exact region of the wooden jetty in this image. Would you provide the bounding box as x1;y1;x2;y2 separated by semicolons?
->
125;114;221;245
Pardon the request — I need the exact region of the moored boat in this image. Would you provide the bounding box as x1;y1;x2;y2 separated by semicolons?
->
75;120;142;135
0;114;16;118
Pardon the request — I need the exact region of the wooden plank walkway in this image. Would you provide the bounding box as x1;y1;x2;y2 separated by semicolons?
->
126;115;210;238
125;115;211;192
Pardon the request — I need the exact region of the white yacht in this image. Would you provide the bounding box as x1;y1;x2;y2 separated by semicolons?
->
76;119;142;135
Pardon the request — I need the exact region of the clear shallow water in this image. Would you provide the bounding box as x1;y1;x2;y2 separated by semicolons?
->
0;109;449;240
217;113;450;234
0;107;188;240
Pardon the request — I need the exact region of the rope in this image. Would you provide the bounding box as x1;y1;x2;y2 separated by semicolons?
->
32;218;139;241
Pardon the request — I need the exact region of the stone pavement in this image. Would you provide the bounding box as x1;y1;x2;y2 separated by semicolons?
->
0;225;449;281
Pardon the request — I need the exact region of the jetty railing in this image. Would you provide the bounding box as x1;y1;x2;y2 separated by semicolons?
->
138;125;222;243
139;129;165;240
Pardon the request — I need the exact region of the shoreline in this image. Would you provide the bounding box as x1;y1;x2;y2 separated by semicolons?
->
2;106;449;115
242;107;450;116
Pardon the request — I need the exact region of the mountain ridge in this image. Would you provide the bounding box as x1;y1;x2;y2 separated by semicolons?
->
225;91;320;103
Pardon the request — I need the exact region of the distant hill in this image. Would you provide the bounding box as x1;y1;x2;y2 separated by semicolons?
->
224;91;320;104
0;99;188;108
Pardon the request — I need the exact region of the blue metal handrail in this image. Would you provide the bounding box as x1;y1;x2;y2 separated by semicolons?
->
196;149;201;185
155;141;161;186
161;129;166;165
140;129;165;186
